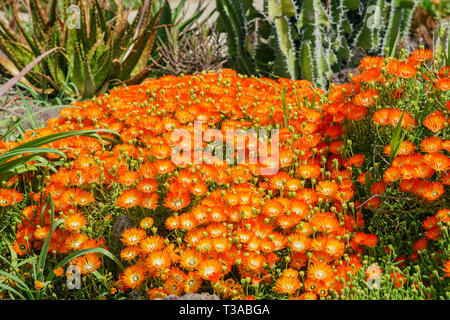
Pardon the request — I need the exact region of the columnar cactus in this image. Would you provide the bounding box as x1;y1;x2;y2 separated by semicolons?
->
217;0;421;88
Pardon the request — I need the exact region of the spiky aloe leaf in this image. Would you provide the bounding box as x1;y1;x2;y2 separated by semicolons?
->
120;8;162;79
0;47;60;97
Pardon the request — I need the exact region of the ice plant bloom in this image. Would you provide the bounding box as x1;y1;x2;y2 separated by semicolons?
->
121;228;146;246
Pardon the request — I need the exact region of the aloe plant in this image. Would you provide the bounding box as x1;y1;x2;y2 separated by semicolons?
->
216;0;420;88
0;0;163;99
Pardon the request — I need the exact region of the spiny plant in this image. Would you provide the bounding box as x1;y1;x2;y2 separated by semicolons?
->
216;0;420;88
0;0;163;99
154;24;228;76
434;18;450;67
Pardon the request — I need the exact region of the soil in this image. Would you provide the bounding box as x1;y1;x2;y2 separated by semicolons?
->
330;68;360;85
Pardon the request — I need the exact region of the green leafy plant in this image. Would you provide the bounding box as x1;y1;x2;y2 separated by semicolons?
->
0;196;123;300
0;0;163;99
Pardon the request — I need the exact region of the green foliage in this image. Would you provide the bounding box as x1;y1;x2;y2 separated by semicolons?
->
0;197;123;300
216;0;420;88
0;0;163;99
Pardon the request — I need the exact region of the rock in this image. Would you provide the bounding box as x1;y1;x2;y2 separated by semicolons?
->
127;290;145;300
111;214;135;252
330;68;360;85
159;293;220;300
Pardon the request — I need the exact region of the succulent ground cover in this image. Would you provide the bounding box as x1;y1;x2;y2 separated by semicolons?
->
0;48;448;300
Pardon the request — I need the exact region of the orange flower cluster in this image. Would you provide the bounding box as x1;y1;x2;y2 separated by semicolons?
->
0;67;399;299
339;49;449;208
410;208;450;275
0;188;23;207
338;49;449;285
10;201;107;273
70;70;377;299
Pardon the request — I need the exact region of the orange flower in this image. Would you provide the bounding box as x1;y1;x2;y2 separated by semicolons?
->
65;233;89;251
145;250;171;274
121;227;147;246
413;238;428;252
140;217;154;229
384;141;416;157
179;249;202;271
411;48;433;63
311;212;340;234
196;259;223;282
296;164;321;179
443;260;450;278
423;181;444;201
325;238;345;258
363;234;379;247
53;267;64;277
396;62;417;78
164;191;191;211
243;252;266;273
353;89;379;107
359;56;385;71
120;245;141;261
273;276;300;295
123;264;147;289
140;235;165;254
184;272;202;293
423;153;450;172
117;169;140;186
75;253;101;274
370;181;386;195
0;189;23;206
33;226;50;240
137;179;158;193
421;137;443;153
63;213;87;232
316;181;339;198
372;109;390;126
140;192;159;210
116;189;142;208
299;292;318;300
436;78;450;91
35;280;45;291
178;213;197;230
423;111;446;132
262;198;285;218
165;215;180;230
390;272;405;288
307;262;334;282
288;233;312;253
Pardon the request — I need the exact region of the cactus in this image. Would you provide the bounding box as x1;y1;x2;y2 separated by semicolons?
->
382;0;420;56
216;0;421;88
435;18;450;67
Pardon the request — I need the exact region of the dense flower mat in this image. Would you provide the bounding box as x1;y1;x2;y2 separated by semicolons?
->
0;49;448;299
